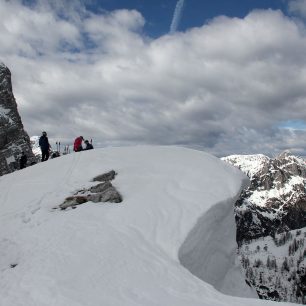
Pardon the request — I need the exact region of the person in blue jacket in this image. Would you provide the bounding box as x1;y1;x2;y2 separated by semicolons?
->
39;131;51;162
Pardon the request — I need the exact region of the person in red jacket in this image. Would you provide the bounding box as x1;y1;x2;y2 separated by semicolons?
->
74;136;84;152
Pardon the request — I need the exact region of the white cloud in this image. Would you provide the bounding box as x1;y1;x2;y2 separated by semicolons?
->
83;9;145;55
288;0;306;18
1;1;306;156
0;1;81;56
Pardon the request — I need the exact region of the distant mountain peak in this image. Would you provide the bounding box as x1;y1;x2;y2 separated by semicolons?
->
222;154;269;179
277;150;292;159
222;152;306;242
223;152;306;304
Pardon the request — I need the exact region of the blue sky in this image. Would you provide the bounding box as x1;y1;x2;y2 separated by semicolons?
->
72;0;288;36
279;120;306;130
1;0;306;156
23;0;289;37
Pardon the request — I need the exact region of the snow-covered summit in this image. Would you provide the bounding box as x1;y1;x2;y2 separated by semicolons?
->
0;146;291;306
223;150;306;249
222;151;306;208
222;154;270;179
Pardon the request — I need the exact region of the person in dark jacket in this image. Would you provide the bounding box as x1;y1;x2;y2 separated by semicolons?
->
19;152;27;169
74;136;84;152
84;140;93;150
39;131;51;162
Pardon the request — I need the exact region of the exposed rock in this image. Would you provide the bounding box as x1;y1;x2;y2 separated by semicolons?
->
297;268;306;299
88;186;122;203
59;171;122;210
89;181;112;193
59;196;88;210
258;287;280;301
93;170;116;182
10;263;18;269
0;63;35;175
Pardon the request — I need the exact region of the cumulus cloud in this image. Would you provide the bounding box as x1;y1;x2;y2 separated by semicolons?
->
1;1;306;156
0;1;81;56
288;0;306;18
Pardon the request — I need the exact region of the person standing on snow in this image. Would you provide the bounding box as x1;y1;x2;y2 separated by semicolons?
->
39;131;51;162
74;136;84;152
19;151;27;169
84;140;93;150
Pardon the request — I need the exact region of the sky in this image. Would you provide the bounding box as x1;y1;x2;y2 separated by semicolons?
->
1;0;306;157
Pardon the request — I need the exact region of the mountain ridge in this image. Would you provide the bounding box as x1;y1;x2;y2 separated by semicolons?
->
222;151;306;303
222;152;306;243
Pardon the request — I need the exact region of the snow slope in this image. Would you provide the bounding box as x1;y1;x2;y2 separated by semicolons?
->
238;229;306;303
0;146;291;306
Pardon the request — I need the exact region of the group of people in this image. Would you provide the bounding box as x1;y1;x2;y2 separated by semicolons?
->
39;132;94;162
73;136;93;152
20;132;94;169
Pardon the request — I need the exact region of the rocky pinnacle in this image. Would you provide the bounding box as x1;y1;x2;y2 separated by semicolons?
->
0;63;35;175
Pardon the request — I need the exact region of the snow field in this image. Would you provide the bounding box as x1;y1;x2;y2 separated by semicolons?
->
239;229;306;303
0;146;293;305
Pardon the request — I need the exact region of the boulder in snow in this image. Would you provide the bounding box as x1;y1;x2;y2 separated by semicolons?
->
93;170;116;182
59;171;122;209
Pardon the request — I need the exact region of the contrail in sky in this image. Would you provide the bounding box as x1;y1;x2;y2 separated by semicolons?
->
170;0;185;34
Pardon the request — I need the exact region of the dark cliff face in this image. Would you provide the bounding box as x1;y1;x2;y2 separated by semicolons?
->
0;63;35;175
230;152;306;245
223;153;306;304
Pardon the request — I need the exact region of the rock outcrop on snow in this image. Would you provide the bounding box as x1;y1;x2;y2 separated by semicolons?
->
58;170;122;210
0;63;34;175
222;152;306;303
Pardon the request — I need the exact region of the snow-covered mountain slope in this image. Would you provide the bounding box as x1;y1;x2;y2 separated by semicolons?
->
222;152;306;303
239;228;306;303
222;152;306;242
0;146;291;306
